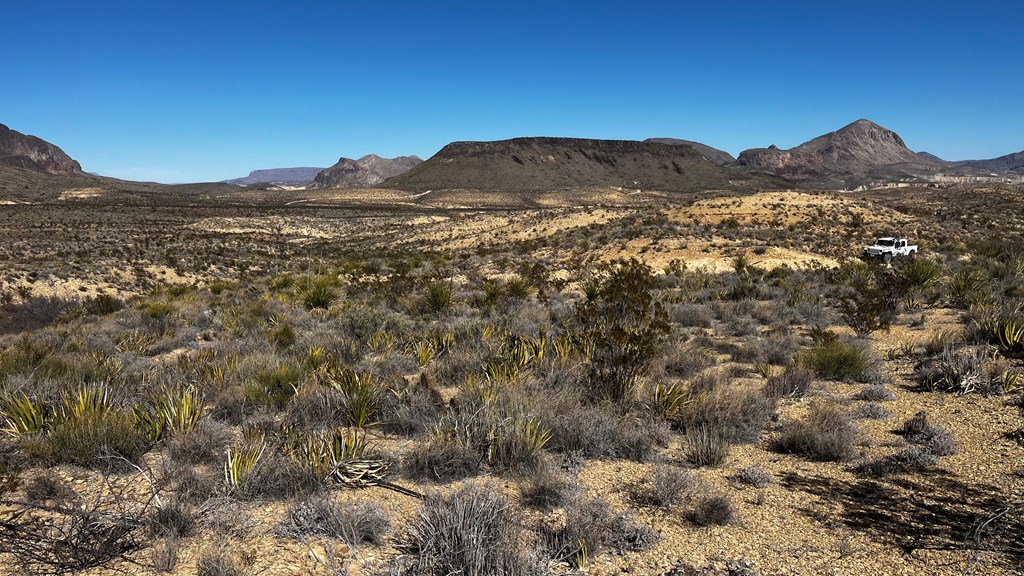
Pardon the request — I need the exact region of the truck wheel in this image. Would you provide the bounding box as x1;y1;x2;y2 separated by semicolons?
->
883;253;892;263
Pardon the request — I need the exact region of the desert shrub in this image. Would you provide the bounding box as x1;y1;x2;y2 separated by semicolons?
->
390;483;539;576
27;410;150;469
544;495;658;567
733;466;773;488
279;496;390;545
685;424;729;467
800;339;873;382
170;467;218;505
916;345;987;394
775;404;858;462
852;402;892;420
24;473;75;503
403;440;481;482
894;257;943;301
149;499;195;538
282;385;347;432
152;538;180;573
299;278;338;311
487;417;551;474
195;546;253;576
660;344;716;380
245;364;303;410
763;365;814;399
901;411;956;456
690;494;735;526
835;263;894;336
969;307;1024;359
423;281;455;314
637;464;694;508
676;387;773;445
670;302;714;328
378;381;444;436
519;460;578;510
227;443;320;501
549;406;662;461
855;384;894;402
855;446;938;477
947;268;990;309
574;259;670;403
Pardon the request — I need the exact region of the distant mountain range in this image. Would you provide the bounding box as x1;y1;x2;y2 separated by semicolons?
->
225;167;323;186
312;154;422;188
382;137;777;192
3;120;1022;193
0;124;82;176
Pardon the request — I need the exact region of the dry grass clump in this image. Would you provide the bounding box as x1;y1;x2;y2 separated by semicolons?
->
279;496;390;546
775;403;858;462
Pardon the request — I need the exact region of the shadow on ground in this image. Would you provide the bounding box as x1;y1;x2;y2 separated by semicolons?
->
781;469;1023;568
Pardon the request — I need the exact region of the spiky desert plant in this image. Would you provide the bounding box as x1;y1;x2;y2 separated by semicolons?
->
367;330;396;354
685;424;728;467
224;439;268;491
60;384;113;422
134;386;204;442
487;417;552;472
947;268;990;309
408;340;436;367
553;335;575;362
648;382;695;420
299;278;338;311
1;394;47;437
292;428;366;479
424;281;454;313
325;369;388;428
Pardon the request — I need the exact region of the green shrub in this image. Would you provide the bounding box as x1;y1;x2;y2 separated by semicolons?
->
947;268;990;309
29;410;150;468
245;364;304;410
423;281;455;314
685;424;729;467
574;259;669;403
299;279;338;311
801;339;873;382
775;403;858;462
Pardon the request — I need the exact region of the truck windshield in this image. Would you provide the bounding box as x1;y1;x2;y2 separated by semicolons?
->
876;239;894;246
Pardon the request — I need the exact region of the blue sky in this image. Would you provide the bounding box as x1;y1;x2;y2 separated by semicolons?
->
3;1;1021;182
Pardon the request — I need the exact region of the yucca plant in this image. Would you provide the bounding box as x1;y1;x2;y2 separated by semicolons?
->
553;335;575;362
134;386;204;442
649;382;695;420
997;320;1024;358
423;281;454;314
299;278;338;311
291;428;366;479
224;439;267;491
367;330;396;354
408;340;436;367
326;369;388;428
947;268;990;309
487;417;552;472
60;384;113;422
1;394;47;437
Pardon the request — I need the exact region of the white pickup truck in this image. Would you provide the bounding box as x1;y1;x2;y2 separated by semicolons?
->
861;237;918;262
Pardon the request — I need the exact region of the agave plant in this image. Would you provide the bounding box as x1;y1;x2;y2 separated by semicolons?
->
291;428;366;479
134;386;204;442
0;394;47;437
60;384;113;422
224;439;268;491
649;382;695;420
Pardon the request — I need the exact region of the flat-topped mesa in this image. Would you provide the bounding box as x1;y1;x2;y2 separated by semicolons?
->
382;136;772;193
0;123;83;176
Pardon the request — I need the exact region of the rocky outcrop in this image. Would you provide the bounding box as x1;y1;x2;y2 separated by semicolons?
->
313;154;421;188
0;123;83;176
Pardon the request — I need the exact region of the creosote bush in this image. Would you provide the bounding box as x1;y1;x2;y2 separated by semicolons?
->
776;403;858;462
801;339;873;382
690;494;735;526
390;483;539;576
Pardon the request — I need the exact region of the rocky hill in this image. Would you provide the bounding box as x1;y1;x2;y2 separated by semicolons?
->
312;154;421;188
383;137;774;193
225;167;323;186
0;123;83;176
644;138;736;166
953;150;1024;174
737;119;944;188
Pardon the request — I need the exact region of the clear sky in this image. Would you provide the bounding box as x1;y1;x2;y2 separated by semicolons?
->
3;1;1021;183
